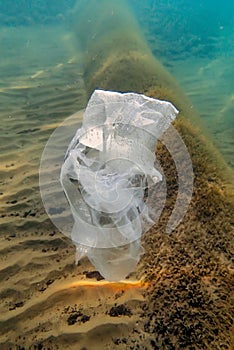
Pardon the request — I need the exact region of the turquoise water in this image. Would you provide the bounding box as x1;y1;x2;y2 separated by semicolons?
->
0;0;75;25
130;0;234;167
0;0;233;166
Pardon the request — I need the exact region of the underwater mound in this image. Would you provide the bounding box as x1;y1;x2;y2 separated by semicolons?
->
72;1;234;349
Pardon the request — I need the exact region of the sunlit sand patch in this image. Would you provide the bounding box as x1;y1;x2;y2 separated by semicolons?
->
67;279;149;291
55;63;64;69
0;85;34;92
220;94;234;114
30;69;45;79
68;56;80;64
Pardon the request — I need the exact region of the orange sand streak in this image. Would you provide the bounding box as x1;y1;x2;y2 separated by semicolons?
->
67;279;149;291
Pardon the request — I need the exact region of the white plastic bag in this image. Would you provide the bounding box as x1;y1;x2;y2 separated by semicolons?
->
60;90;178;280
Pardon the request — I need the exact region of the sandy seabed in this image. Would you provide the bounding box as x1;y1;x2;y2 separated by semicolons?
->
0;26;150;349
0;25;233;350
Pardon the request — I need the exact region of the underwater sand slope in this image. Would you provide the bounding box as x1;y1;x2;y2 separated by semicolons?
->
0;25;150;349
0;2;233;350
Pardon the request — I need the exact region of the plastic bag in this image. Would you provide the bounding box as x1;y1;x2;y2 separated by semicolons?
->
60;90;178;280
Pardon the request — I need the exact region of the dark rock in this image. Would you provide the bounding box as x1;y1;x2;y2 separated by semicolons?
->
67;311;82;325
23;210;31;218
9;233;16;238
15;301;24;308
80;314;90;323
46;279;54;286
85;270;104;281
109;304;132;317
9;305;16;311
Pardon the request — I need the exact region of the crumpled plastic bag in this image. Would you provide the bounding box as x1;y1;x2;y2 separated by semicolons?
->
60;89;178;280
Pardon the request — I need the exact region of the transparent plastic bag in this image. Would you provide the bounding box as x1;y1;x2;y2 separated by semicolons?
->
60;90;178;280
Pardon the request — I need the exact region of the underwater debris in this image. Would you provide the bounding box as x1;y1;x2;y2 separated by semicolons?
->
60;89;178;281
